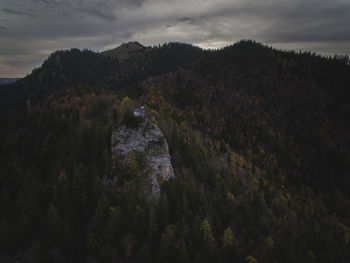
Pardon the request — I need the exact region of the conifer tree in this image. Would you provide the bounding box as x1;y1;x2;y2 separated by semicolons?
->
223;227;234;249
201;218;215;246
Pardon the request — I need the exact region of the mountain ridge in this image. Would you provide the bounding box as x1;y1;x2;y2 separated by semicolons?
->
0;78;20;85
0;40;349;263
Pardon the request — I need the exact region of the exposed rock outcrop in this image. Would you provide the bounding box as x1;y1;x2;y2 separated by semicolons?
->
111;119;174;197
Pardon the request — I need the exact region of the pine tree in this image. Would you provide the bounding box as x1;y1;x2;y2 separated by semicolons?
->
246;255;258;263
148;202;158;241
159;195;169;229
47;203;63;245
87;193;110;258
201;218;215;246
223;227;234;249
0;219;11;252
136;244;151;263
160;225;176;263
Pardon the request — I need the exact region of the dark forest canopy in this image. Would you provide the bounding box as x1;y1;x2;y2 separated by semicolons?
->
0;40;349;263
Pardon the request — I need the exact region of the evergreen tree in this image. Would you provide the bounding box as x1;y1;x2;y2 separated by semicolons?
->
201;218;215;246
222;227;234;249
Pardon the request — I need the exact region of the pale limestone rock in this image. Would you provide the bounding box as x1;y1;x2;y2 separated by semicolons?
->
111;120;174;197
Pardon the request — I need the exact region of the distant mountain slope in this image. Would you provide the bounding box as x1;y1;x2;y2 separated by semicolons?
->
0;78;20;85
0;49;118;111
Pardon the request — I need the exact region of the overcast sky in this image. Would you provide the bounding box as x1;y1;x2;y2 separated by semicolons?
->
1;0;350;77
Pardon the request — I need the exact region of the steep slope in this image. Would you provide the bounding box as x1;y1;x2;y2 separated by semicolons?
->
0;49;118;111
111;117;174;197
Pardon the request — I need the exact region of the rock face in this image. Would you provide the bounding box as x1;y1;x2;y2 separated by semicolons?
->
111;120;174;197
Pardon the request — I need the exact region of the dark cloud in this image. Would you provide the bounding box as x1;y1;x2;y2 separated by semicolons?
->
1;8;33;17
0;0;349;77
166;16;198;28
206;0;350;43
33;0;51;4
27;0;147;22
119;32;134;39
3;57;40;68
2;8;26;16
176;17;197;24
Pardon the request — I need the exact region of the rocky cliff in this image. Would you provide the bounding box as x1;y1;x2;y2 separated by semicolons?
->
111;119;174;197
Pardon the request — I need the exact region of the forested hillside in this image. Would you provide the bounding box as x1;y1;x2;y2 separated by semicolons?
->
0;40;349;263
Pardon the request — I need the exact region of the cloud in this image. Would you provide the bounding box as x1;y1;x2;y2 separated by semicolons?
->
182;0;350;44
1;8;30;16
0;0;350;77
166;16;198;28
28;0;147;22
176;17;197;24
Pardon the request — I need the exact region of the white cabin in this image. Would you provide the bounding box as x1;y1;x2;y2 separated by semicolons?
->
134;106;145;117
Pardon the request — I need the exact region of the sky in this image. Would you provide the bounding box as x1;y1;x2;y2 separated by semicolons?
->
1;0;350;77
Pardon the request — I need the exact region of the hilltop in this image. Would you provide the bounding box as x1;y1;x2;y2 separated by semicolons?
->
0;40;349;263
102;41;149;60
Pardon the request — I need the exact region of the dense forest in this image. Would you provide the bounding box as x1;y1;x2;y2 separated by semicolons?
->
0;40;349;262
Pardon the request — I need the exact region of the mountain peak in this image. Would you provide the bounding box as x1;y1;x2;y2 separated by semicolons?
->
102;41;148;60
123;41;145;48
